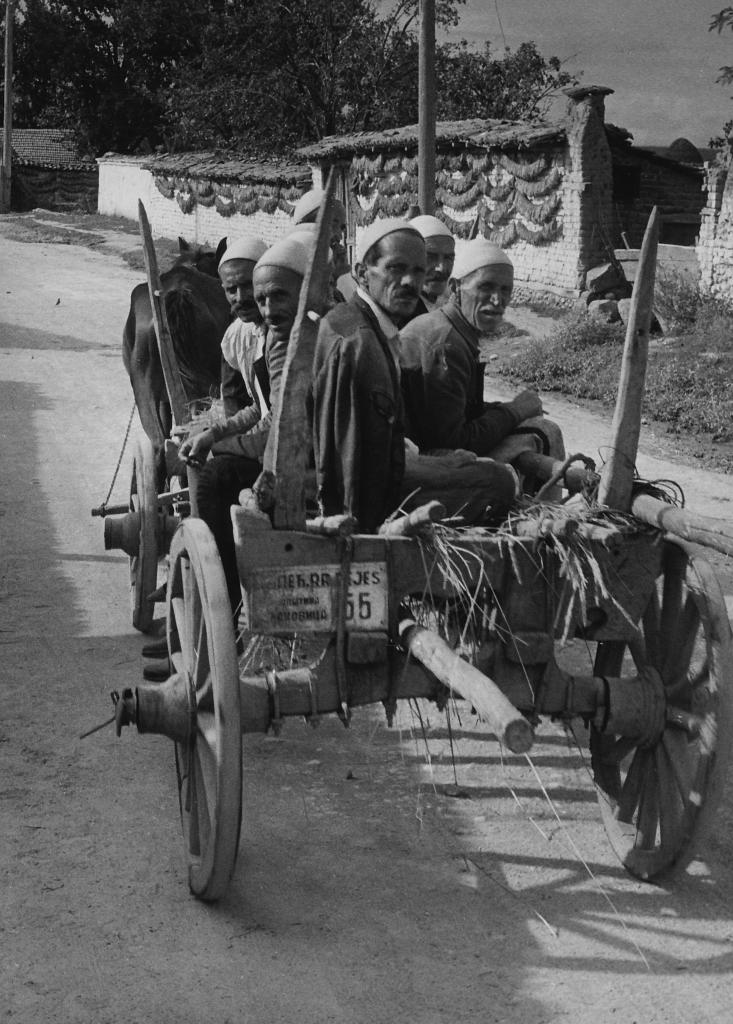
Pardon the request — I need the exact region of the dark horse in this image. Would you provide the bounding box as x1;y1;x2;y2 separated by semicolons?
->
122;237;230;482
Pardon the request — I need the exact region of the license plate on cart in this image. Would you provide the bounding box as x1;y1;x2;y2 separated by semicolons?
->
242;561;388;633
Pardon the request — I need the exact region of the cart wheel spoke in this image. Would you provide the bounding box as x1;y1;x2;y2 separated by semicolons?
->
195;713;219;811
641;588;662;670
664;596;700;692
660;729;698;810
628;638;647;675
654;744;686;854
616;748;647;822
193;615;211;695
634;751;660;848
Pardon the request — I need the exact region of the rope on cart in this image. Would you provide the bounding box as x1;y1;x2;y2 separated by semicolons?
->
98;401;137;513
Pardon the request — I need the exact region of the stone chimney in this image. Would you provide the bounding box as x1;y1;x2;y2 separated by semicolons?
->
563;85;615;125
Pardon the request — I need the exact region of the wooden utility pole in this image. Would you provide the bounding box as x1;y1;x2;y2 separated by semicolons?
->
418;0;435;215
1;0;14;213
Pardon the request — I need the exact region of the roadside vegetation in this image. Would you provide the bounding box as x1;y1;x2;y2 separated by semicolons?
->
497;273;733;471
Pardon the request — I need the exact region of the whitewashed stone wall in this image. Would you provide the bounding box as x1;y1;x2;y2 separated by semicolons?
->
696;163;730;296
97;155;302;246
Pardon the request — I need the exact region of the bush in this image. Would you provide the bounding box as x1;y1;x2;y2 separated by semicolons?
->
499;305;733;443
506;313;625;403
654;267;701;330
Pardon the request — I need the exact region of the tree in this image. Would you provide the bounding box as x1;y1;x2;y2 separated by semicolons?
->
435;40;576;123
163;1;576;153
4;0;578;156
710;7;733;146
10;1;213;152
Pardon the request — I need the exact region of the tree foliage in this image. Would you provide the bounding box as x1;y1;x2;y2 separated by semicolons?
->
5;0;578;156
710;7;733;146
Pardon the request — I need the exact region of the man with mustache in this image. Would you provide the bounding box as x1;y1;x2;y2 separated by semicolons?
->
181;235;309;612
399;239;561;475
311;220;516;532
409;214;455;313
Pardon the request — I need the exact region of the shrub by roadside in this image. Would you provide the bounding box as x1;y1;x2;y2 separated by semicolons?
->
496;302;733;468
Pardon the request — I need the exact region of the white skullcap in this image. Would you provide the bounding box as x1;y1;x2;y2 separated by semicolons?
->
254;236;310;278
218;236;268;270
288;223;333;261
451;240;513;281
355;218;423;263
292;189;347;225
409;214;454;243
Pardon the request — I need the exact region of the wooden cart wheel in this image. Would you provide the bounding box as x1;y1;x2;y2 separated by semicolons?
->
130;437;159;633
166;518;242;901
591;538;733;882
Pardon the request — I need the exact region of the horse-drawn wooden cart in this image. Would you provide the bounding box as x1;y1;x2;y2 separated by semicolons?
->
100;186;733;903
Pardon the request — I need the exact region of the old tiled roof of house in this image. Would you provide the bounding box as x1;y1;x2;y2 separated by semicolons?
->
0;128;96;169
297;118;566;160
140;151;311;187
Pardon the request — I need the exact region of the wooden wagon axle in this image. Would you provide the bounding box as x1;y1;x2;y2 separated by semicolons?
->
113;622;680;757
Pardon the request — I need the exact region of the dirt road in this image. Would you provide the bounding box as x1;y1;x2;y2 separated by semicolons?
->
2;217;733;1023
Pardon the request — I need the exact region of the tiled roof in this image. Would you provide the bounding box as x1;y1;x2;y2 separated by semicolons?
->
140;151;311;186
0;128;95;169
297;118;566;160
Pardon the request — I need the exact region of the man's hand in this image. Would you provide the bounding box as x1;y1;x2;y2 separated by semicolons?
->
178;427;215;465
508;389;543;422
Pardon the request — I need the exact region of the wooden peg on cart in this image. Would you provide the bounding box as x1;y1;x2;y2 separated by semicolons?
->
597;207;659;511
257;168;341;529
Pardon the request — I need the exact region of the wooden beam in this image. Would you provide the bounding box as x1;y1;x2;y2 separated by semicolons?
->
399;620;534;753
597;207;659;510
418;0;436;215
261;169;338;528
1;0;15;212
631;492;733;558
138;200;190;426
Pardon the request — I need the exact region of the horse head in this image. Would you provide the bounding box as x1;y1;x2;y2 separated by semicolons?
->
175;236;228;279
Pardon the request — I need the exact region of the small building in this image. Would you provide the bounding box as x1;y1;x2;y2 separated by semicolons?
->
0;128;98;211
608;130;706;248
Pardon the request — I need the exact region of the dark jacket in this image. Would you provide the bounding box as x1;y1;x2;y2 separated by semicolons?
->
399;300;520;456
311;296;405;533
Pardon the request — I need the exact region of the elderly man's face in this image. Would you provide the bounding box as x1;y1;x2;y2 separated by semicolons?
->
454;263;514;333
423;235;455;303
219;259;258;322
253;265;303;339
357;231;426;326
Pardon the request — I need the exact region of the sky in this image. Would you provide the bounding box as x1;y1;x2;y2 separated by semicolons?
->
438;0;732;148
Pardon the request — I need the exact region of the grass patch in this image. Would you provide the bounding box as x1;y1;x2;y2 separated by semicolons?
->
498;306;733;445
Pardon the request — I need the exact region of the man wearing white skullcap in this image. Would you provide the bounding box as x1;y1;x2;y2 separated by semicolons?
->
408;214;455;312
400;238;546;453
181;236;310;612
311;220;517;530
215;235;269;415
292;188;349;278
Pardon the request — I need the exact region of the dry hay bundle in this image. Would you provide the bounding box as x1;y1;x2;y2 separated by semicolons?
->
406;500;645;663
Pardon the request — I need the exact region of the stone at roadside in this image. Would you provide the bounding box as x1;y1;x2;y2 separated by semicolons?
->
588;298;620;323
617;298;632;324
585;262;627;298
